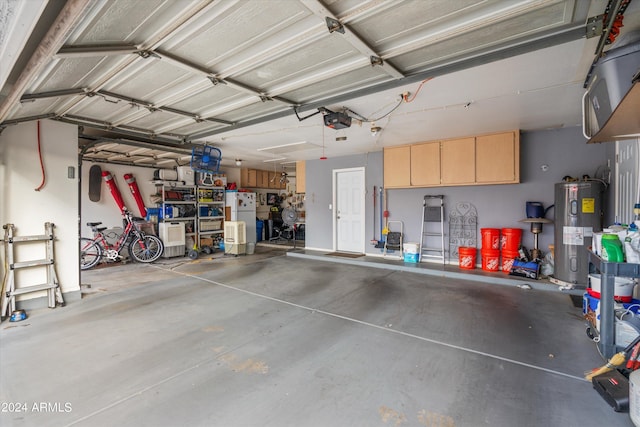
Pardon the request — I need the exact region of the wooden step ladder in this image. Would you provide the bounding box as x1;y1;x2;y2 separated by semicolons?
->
1;222;65;319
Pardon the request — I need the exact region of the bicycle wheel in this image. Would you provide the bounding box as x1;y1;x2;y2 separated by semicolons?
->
129;235;164;263
80;238;102;270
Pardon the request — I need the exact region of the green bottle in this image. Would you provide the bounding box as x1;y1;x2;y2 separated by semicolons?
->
601;233;625;262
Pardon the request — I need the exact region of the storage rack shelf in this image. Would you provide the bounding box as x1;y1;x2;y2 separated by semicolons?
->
587;250;640;359
196;187;225;247
157;184;226;254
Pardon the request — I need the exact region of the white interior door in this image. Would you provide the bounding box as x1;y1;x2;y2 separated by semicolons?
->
334;168;365;253
616;139;640;225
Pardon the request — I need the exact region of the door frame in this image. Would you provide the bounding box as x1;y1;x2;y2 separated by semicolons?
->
332;167;366;253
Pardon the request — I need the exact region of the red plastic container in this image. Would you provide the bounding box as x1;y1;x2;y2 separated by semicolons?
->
501;249;520;273
481;249;500;272
481;228;500;250
458;247;477;270
501;228;522;252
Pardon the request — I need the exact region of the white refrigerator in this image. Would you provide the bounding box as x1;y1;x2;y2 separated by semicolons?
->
226;192;257;244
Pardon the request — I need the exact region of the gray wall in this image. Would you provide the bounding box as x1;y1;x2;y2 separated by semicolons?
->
305;126;612;258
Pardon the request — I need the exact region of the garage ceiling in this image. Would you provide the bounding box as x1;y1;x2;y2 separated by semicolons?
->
1;0;639;170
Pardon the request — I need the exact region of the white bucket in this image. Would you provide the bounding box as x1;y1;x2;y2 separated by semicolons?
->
403;243;419;254
588;274;635;302
246;242;255;255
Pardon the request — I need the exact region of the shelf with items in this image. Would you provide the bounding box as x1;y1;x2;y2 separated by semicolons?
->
196;186;225;249
587;250;640;360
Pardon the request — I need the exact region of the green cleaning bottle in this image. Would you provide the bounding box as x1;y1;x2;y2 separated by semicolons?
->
601;233;625;262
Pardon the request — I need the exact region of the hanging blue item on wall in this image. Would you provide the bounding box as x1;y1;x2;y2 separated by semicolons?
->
190;145;222;174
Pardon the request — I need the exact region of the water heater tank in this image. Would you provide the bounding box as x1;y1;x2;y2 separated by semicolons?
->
553;181;605;286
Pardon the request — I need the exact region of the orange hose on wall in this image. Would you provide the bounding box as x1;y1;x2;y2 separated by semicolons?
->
34;120;46;191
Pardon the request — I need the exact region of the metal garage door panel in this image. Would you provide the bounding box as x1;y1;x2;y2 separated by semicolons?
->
69;0;201;44
235;35;363;90
214;101;291;123
280;66;390;103
171;1;312;67
169;121;228;136
104;60;196;101
344;0;483;49
66;96;137;122
169;84;244;113
126;110;179;130
27;57;113;93
391;2;573;73
6;98;61;120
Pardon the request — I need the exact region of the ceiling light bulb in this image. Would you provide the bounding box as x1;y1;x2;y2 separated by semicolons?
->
370;126;381;136
235;159;242;166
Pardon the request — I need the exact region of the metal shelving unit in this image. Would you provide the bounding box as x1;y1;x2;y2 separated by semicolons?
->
587;250;640;359
196;187;225;248
159;185;197;251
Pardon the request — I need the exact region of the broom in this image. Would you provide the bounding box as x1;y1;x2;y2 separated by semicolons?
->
585;335;640;381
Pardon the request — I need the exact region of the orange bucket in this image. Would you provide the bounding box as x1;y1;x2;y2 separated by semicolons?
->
501;249;520;273
458;247;477;269
481;228;500;250
501;228;522;252
481;249;500;271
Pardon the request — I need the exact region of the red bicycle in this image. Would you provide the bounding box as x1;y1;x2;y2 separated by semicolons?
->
80;209;164;270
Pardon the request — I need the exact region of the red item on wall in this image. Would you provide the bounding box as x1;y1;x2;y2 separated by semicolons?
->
124;173;147;218
102;170;126;213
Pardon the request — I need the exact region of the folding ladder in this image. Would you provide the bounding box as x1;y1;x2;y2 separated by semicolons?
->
1;222;65;319
420;195;445;264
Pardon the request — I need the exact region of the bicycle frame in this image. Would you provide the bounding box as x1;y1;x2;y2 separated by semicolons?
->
81;210;163;270
91;212;146;260
100;216;138;254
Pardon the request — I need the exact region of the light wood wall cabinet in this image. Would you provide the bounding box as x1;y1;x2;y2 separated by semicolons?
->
475;132;519;183
240;168;257;187
383;146;411;187
411;141;440;186
383;130;519;188
241;168;287;189
440;137;475;185
257;170;269;188
296;161;306;193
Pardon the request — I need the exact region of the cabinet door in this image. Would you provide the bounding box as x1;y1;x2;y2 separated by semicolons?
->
296;161;306;193
441;137;475;185
476;131;519;183
241;168;258;187
410;141;440;186
268;170;279;189
257;170;269;188
383;146;411;188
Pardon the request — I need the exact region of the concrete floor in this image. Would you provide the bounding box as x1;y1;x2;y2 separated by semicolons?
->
0;246;634;427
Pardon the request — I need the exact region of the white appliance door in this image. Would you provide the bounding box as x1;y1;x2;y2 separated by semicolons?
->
226;192;238;220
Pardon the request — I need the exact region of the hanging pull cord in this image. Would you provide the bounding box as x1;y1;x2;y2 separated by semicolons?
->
34;120;46;191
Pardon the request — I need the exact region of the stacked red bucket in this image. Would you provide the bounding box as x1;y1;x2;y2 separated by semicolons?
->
480;228;500;271
500;228;522;273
